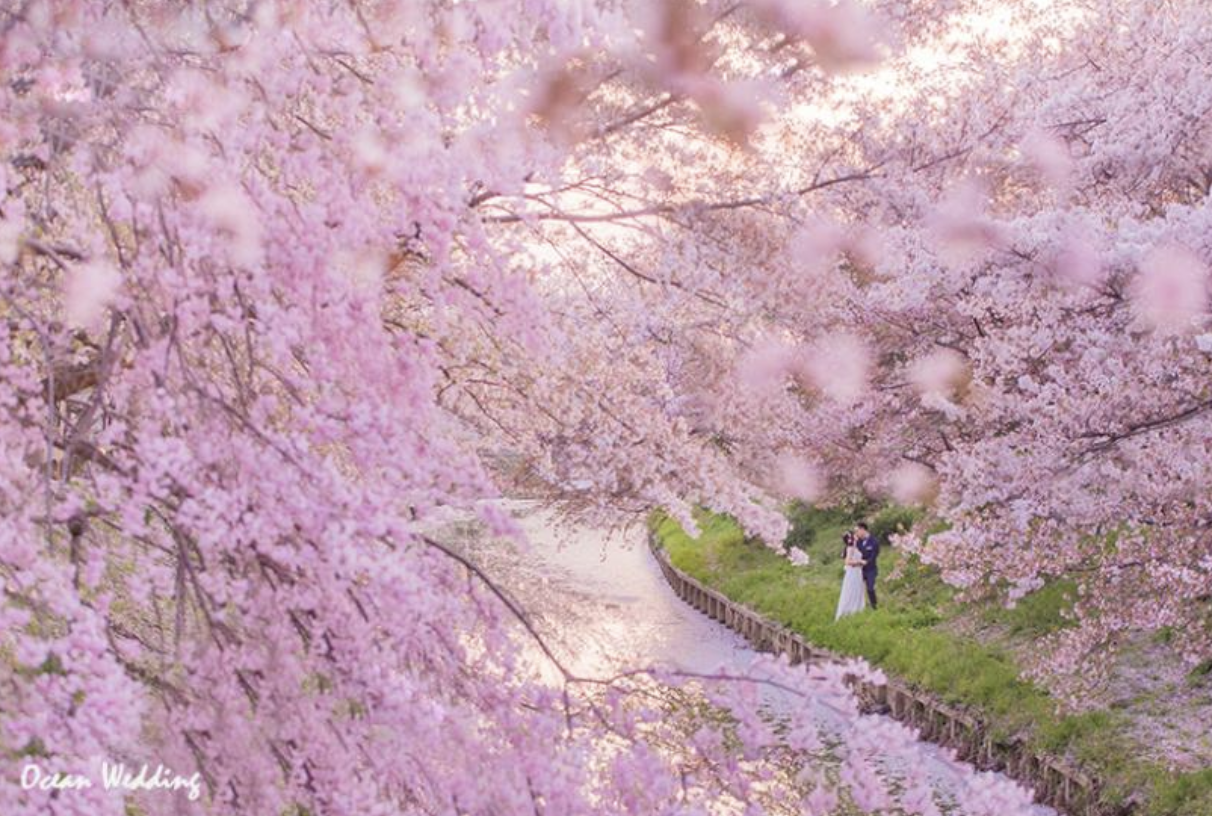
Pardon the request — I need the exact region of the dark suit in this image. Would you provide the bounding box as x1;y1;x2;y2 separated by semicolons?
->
856;534;880;608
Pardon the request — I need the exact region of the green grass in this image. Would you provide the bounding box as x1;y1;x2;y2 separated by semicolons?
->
650;505;1206;815
1146;768;1212;816
980;577;1077;638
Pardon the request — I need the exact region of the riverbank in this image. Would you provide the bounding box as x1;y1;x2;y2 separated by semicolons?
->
650;507;1212;816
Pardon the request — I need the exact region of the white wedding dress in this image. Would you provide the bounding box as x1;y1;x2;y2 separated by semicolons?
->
835;545;867;620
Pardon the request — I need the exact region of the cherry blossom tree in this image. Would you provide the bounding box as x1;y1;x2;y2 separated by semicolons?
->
604;0;1212;701
0;1;1048;815
786;0;1212;701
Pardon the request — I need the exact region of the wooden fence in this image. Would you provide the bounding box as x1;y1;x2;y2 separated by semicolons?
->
648;534;1129;816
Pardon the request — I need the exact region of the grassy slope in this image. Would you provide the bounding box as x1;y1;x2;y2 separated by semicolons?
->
651;506;1212;816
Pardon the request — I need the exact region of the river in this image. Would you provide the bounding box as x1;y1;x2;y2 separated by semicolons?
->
438;500;1056;816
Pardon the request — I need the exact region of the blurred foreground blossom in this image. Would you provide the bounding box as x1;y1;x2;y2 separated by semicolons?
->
774;452;823;501
908;348;968;399
692;77;774;144
889;461;936;506
63;261;121;329
0;217;22;263
749;0;883;72
795;333;871;404
1053;233;1104;289
736;338;796;394
927;179;1003;266
1020;127;1073;190
1132;245;1208;334
789;217;846;275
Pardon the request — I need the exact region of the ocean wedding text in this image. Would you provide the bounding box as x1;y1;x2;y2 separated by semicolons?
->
21;761;203;801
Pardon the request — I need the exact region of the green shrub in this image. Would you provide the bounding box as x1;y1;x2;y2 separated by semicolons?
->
868;505;922;543
982;578;1077;638
1146;769;1212;816
1035;710;1116;754
1186;658;1212;686
783;501;851;562
884;553;953;610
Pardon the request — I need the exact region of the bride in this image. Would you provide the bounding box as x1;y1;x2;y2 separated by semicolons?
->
835;531;868;620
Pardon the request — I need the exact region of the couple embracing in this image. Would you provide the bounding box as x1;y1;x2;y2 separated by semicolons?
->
835;522;880;620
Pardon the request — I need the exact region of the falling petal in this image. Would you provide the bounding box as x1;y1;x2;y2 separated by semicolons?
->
889;462;936;505
1133;245;1208;333
1020;127;1073;189
908;348;968;397
751;0;883;73
692;77;772;145
0;217;22;264
795;333;870;404
927;179;1002;266
736;338;795;394
775;452;823;501
790;217;846;276
64;260;121;329
1054;234;1104;289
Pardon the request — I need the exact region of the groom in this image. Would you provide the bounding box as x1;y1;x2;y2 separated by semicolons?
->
854;522;880;609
